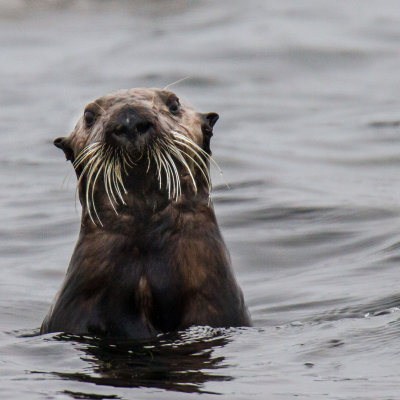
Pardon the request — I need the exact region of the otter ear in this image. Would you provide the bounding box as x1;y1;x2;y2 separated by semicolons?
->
54;136;74;162
201;113;219;155
205;112;219;129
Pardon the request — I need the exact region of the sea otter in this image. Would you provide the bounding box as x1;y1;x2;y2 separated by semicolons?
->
41;88;251;338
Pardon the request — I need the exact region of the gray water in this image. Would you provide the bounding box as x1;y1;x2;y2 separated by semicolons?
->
2;1;400;398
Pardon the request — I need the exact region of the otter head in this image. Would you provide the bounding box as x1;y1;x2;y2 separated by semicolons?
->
53;88;219;226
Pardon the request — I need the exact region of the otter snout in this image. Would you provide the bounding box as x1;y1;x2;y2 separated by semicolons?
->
106;105;154;147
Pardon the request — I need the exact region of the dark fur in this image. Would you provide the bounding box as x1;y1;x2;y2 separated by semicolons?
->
41;89;250;338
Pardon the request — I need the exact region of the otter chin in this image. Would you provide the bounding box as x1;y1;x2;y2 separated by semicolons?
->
40;88;251;338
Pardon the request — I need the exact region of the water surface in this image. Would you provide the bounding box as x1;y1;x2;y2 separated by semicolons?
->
1;1;400;398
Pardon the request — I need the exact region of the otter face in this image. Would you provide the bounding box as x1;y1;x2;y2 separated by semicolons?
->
53;88;219;225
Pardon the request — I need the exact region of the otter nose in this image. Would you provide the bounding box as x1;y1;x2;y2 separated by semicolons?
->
114;106;153;137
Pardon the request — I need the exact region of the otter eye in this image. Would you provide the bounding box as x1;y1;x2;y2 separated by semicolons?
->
166;95;180;114
84;110;96;127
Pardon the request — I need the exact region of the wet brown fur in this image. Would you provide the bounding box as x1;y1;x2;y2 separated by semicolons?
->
41;88;251;338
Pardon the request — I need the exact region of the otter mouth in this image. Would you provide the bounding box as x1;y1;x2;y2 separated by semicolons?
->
73;128;218;227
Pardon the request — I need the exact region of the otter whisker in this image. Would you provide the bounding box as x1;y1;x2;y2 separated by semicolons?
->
108;148;130;204
74;148;99;172
171;130;229;191
146;148;151;174
112;154;127;204
73;142;100;162
74;150;98;208
162;146;181;201
123;150;136;169
133;151;144;163
110;154;121;204
162;76;191;91
151;146;163;190
159;143;178;198
158;151;172;199
167;149;182;200
158;144;178;200
90;160;105;227
76;157;94;186
73;142;102;169
76;149;101;197
93;102;106;113
171;130;223;175
167;145;198;195
86;151;104;225
61;170;73;190
120;149;130;176
113;155;127;205
169;138;211;182
163;140;197;194
169;142;212;193
74;142;134;225
160;143;184;200
103;152;119;215
102;150;113;206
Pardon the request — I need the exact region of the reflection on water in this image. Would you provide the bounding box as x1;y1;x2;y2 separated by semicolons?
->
43;327;233;396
